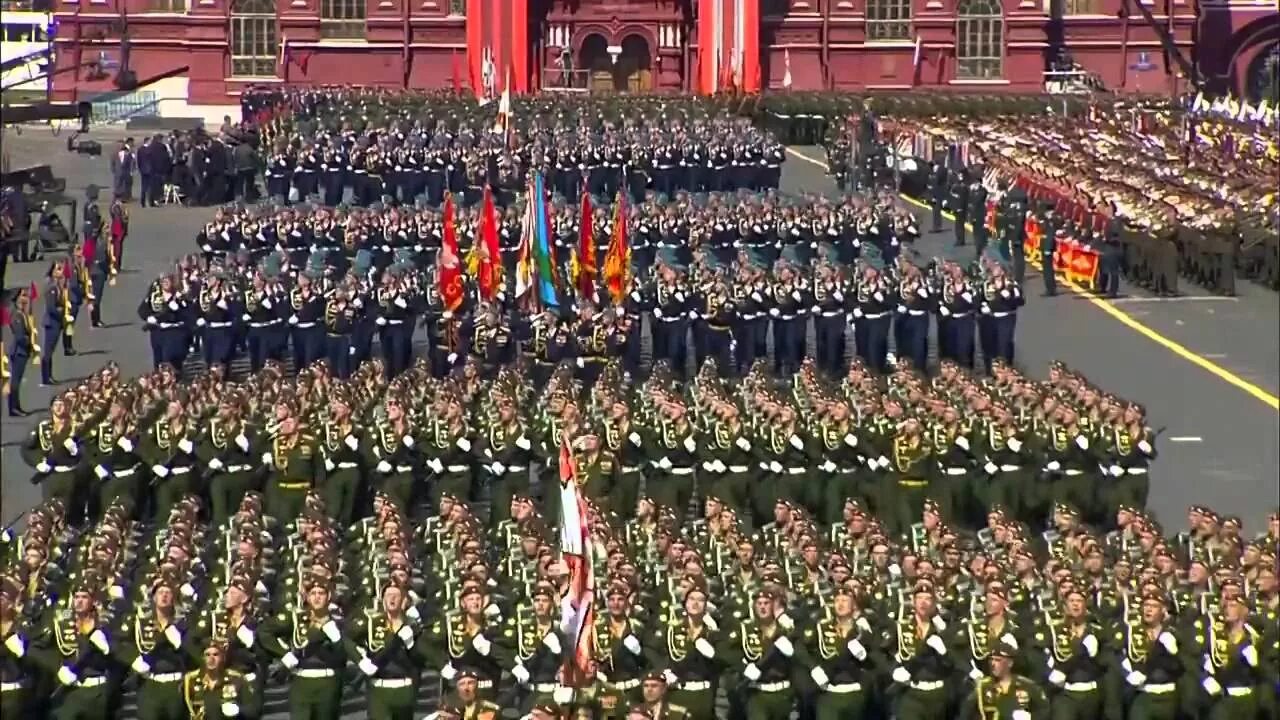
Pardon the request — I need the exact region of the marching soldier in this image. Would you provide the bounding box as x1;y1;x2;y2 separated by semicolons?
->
594;584;649;702
803;585;879;720
6;288;38;416
509;585;570;712
120;574;192;720
260;577;346;720
348;581;424;720
725;588;800;720
424;586;508;700
888;582;955;720
1116;590;1184;720
183;643;250;720
319;390;363;528
198;394;262;525
1;576;36;717
1035;586;1108;720
31;580;118;720
646;584;722;720
957;640;1048;720
21;395;85;520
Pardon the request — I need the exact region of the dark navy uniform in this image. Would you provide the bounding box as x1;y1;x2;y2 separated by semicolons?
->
199;280;239;374
138;280;191;372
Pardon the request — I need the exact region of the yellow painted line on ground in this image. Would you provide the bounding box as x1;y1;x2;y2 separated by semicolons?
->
785;146;1280;411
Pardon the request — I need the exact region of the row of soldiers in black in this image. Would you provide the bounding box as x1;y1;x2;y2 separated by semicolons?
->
240;90;786;209
3;348;1278;720
164;185;1020;386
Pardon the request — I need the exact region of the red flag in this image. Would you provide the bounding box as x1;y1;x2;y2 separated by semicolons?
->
451;50;462;94
576;191;596;300
439;193;464;312
602;190;630;305
478;185;501;301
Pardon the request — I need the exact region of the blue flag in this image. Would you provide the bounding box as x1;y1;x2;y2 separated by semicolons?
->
533;173;559;308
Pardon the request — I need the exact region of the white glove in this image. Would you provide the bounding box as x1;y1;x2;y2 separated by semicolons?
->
553;685;575;704
516;436;532;450
695;637;716;658
261;452;274;466
810;666;831;689
324;458;335;472
322;620;341;643
63;438;78;455
236;625;255;647
1075;435;1089;450
968;666;984;681
926;634;948;656
447;353;458;365
1138;440;1153;455
1157;632;1178;655
1048;669;1066;686
1202;676;1222;696
281;652;299;670
345;435;359;451
1082;634;1098;658
1045;460;1062;472
471;633;492;656
178;438;194;454
57;666;79;686
1242;644;1259;666
401;435;414;448
440;662;458;680
208;458;224;471
220;702;241;717
1109;464;1123;477
892;666;912;684
4;634;26;657
789;435;804;450
743;662;762;682
94;465;109;480
662;669;678;686
658;457;673;471
511;664;531;685
1006;438;1023;452
1012;711;1031;720
131;656;152;675
623;635;642;655
36;461;52;474
90;629;110;653
147;315;158;325
164;625;183;648
932;616;947;632
1125;670;1147;687
358;657;379;676
769;461;783;473
491;462;506;475
235;434;250;452
288;314;299;325
847;638;867;661
955;436;970;451
542;633;562;654
735;436;752;451
377;460;393;473
151;464;170;478
821;461;837;473
428;458;444;474
117;437;135;453
396;624;415;647
773;635;794;657
456;437;472;452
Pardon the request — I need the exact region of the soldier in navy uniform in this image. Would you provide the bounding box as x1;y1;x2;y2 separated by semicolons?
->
948;163;970;247
266;144;293;202
997;181;1030;286
87;225;111;330
812;248;848;376
652;260;690;379
41;264;71;384
927;163;947;233
243;261;286;372
320;147;345;207
852;252;893;374
138;272;192;373
693;277;734;375
289;259;327;371
6;288;36;415
770;258;809;378
968;171;990;258
979;254;1022;371
324;284;357;379
893;259;933;373
516;308;569;387
936;260;976;369
1038;203;1063;298
378;264;418;378
199;270;239;375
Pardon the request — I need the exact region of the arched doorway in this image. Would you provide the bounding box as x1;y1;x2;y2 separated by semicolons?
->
579;34;613;92
1247;42;1279;104
616;34;652;92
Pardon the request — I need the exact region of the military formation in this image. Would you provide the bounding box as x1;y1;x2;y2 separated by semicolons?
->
3;348;1279;720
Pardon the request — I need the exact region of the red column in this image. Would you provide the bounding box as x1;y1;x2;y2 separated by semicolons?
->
698;0;715;93
467;0;483;96
510;0;527;92
741;0;760;92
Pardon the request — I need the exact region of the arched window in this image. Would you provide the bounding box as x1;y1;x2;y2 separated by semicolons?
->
956;0;1003;79
866;0;912;41
230;0;276;78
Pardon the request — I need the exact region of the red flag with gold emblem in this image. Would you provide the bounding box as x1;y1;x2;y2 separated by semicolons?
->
439;193;464;312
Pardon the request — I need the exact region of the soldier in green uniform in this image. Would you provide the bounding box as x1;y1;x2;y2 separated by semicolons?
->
594;584;649;703
138;396;201;524
259;577;346;720
1194;593;1268;720
436;671;500;719
803;585;879;720
885;417;937;535
262;400;320;524
1034;586;1109;720
888;581;955;720
21;395;85;522
645;584;722;719
182;643;249;720
1;575;35;717
364;394;418;514
198;393;262;525
119;574;192;720
31;579;117;720
958;640;1048;720
424;585;507;701
317;389;363;527
348;580;424;720
508;584;570;712
476;394;534;526
1116;590;1185;720
84;393;142;518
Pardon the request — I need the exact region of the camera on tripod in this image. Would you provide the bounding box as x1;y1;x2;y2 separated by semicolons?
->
66;131;102;156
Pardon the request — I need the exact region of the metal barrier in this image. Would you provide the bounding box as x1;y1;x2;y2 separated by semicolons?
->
539;67;592;92
1043;69;1104;95
89;89;159;124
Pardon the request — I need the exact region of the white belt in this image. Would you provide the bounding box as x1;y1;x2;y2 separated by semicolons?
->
907;310;927;316
821;310;843;317
295;668;336;678
910;680;946;691
1126;468;1148;475
149;672;184;683
777;315;796;321
727;465;750;473
1063;469;1085;476
992;312;1012;318
862;312;888;320
1226;686;1254;697
249;321;279;328
295;322;317;329
445;464;469;473
658;316;682;323
742;313;761;320
837;467;859;474
1000;464;1021;472
1064;681;1098;692
532;682;561;693
951;311;972;318
943;467;967;476
372;677;415;689
1141;683;1176;694
827;682;863;694
503;465;527;473
757;680;790;692
336;461;359;469
787;467;806;475
54;465;77;473
0;681;27;692
158;322;184;329
226;464;252;473
170;466;193;476
681;680;712;691
611;678;641;690
77;676;108;688
621;466;643;473
669;467;695;475
208;321;233;329
386;319;405;325
114;466;139;477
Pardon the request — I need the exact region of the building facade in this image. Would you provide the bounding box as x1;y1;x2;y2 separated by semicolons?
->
47;0;1275;113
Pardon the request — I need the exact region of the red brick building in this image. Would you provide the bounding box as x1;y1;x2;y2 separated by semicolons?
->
47;0;1276;114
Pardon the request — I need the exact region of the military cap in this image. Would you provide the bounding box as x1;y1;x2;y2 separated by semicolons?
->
458;585;483;599
985;582;1009;601
912;580;935;596
991;640;1018;659
1140;589;1167;605
228;575;254;597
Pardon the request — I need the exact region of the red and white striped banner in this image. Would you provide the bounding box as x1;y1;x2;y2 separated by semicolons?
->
699;0;760;94
557;436;595;688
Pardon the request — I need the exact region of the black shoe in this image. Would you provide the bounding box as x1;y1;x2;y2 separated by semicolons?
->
63;348;78;357
8;407;27;417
